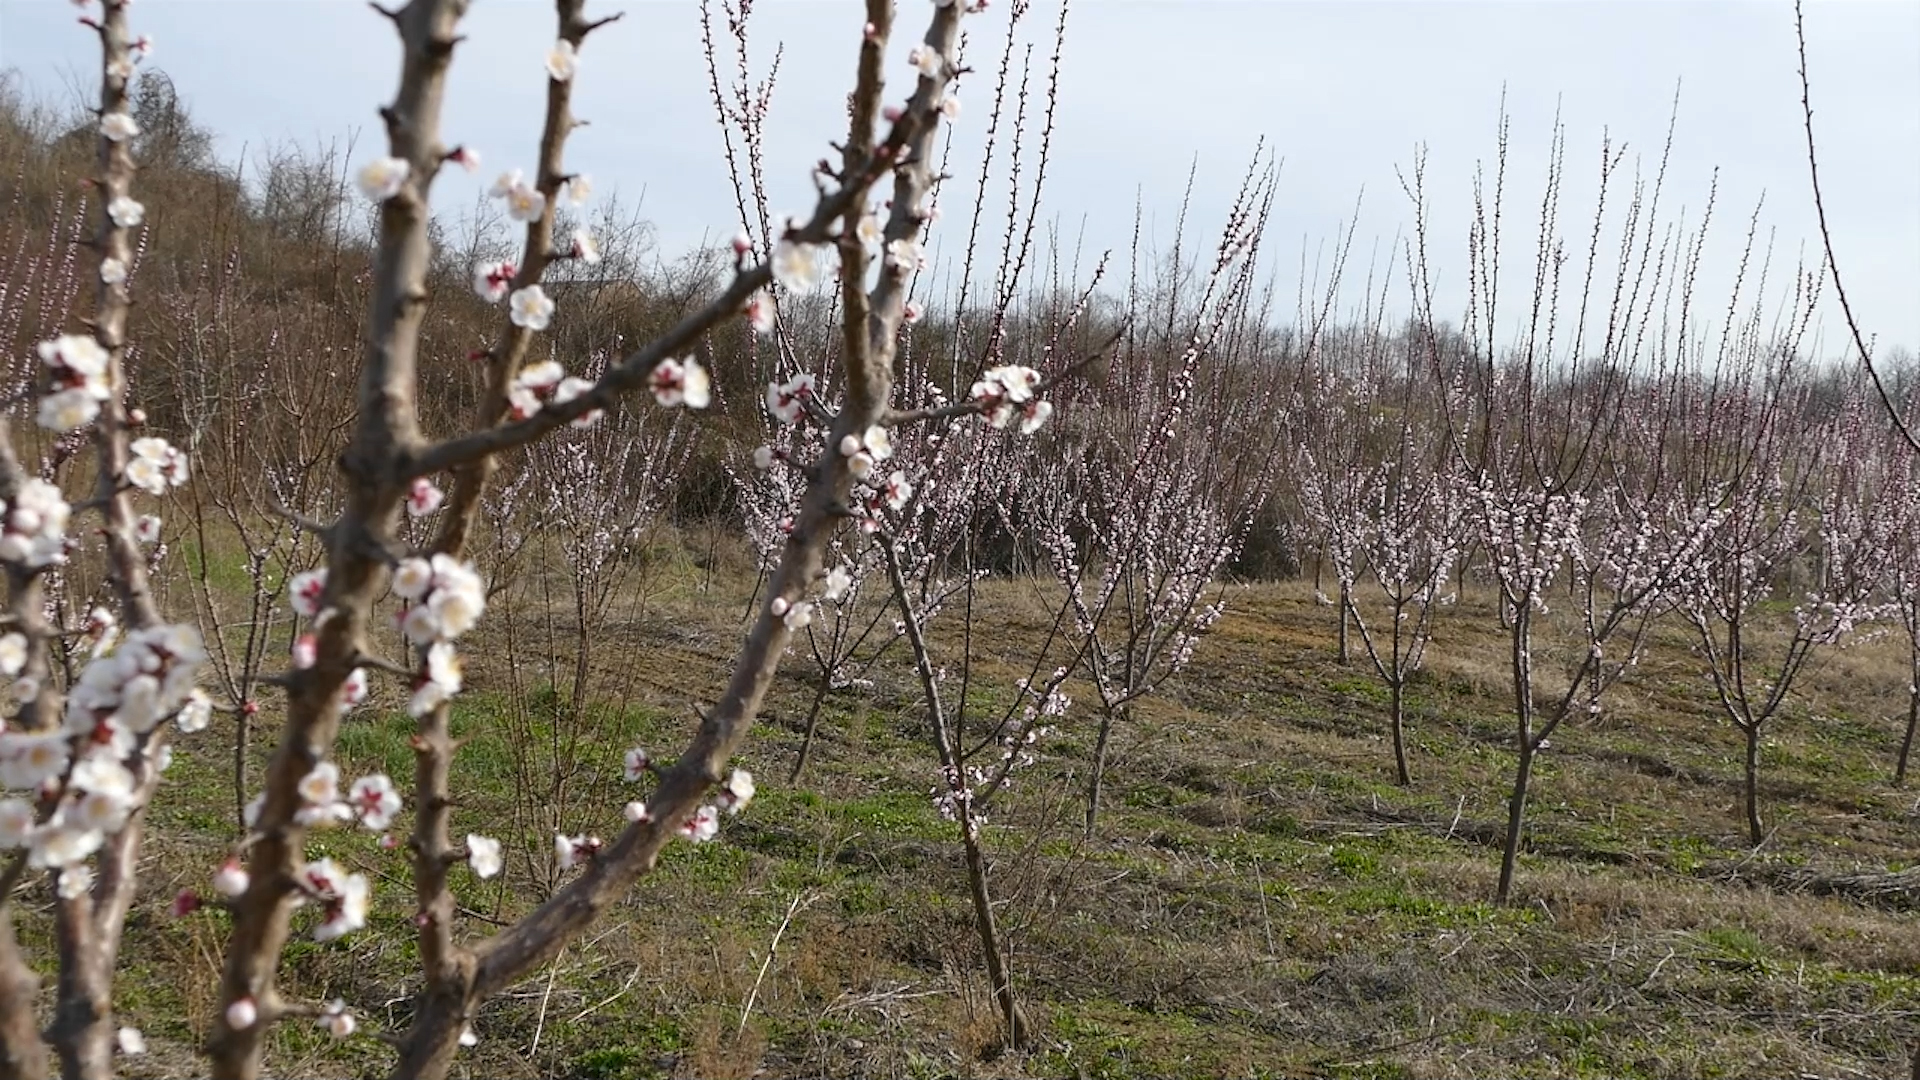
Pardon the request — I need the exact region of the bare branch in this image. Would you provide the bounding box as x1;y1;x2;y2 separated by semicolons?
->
1793;0;1920;454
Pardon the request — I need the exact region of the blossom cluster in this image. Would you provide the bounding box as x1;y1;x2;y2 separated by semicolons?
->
0;623;206;883
0;478;72;568
299;857;371;942
838;424;895;479
472;260;517;303
758;374;916;522
126;437;189;495
392;554;486;644
764;373;817;425
648;358;712;410
508;361;600;426
490;168;546;223
969;365;1053;434
597;749;755;852
37;334;112;433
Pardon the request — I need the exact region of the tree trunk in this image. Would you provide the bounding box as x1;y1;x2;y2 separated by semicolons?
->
389;973;475;1080
233;709;250;830
1496;739;1536;905
1337;583;1351;664
960;817;1030;1050
788;675;833;783
52;926;112;1080
1084;706;1117;840
0;915;49;1080
1389;678;1411;786
878;540;1030;1052
1898;681;1919;785
1744;722;1765;846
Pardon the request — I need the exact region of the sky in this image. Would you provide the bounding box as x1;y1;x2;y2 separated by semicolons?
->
1;0;1915;354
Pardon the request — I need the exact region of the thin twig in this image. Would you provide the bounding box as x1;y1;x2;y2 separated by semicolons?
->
1794;0;1919;453
738;890;813;1036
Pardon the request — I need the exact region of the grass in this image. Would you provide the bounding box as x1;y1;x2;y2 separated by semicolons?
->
19;555;1920;1079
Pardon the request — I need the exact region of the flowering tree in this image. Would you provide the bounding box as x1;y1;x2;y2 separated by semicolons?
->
1299;356;1463;786
479;350;698;882
1677;381;1892;843
0;4;202;1073
0;0;1061;1076
1883;455;1920;783
872;385;1073;1050
1021;159;1282;839
1402;109;1750;902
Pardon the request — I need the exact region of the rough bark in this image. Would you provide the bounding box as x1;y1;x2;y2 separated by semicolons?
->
1496;739;1535;906
1389;677;1411;787
211;3;463;1075
1084;707;1116;841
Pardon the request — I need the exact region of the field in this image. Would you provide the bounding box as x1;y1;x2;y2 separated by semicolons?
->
41;535;1917;1080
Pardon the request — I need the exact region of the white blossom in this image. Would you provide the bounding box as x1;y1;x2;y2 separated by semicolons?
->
177;688;212;733
319;1001;356;1039
466;834;502;878
290;569;328;618
38;388;100;433
348;773;402;831
771;239;822;294
473;260;516;302
100;112;139;142
213;858;249;897
355;157;411;202
719;768;755;815
407;477;445;517
570;227;600;264
649;358;710;410
823;566;854;602
765;373;816;424
745;289;776;334
679;805;720;842
504;180;545;223
509;285;555;330
545;39;578;81
0;633;25;678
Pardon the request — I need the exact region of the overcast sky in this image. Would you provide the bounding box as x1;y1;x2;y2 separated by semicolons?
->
2;0;1915;352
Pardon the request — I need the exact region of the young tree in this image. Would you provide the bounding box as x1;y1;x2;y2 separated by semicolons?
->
1677;381;1892;843
1884;454;1920;782
1022;158;1283;839
1404;107;1739;902
871;381;1075;1050
1299;355;1463;786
